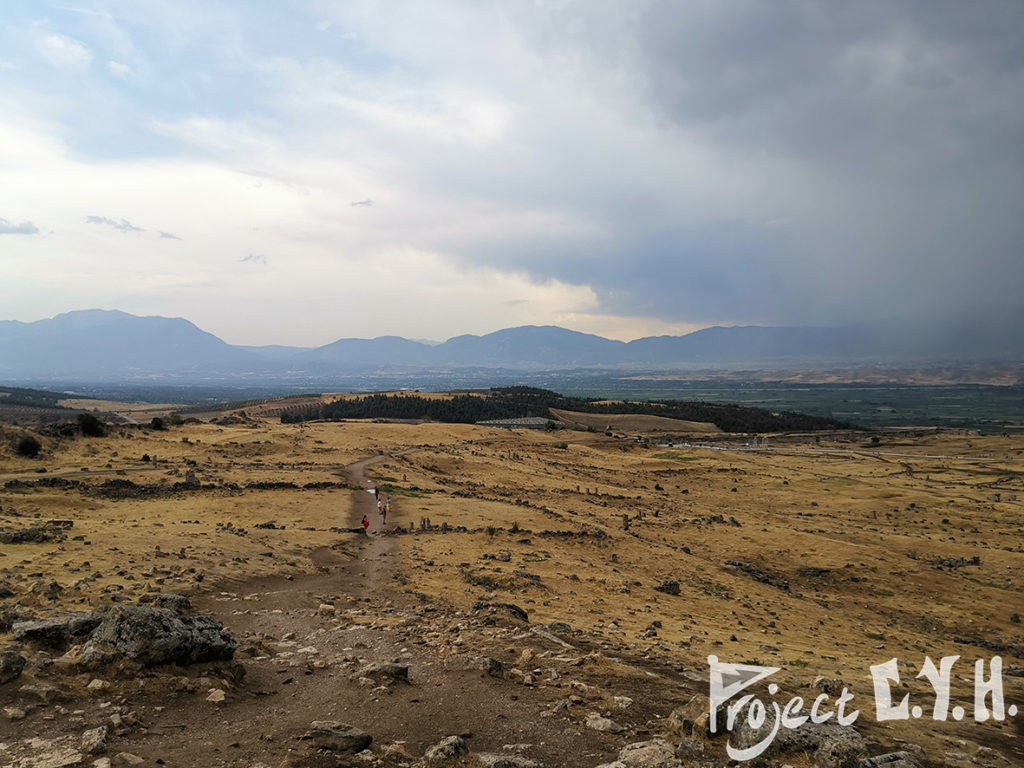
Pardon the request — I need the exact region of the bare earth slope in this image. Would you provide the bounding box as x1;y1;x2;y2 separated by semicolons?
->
550;408;721;434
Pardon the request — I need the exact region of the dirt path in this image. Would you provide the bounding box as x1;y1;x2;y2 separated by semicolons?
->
138;452;624;766
0;450;683;768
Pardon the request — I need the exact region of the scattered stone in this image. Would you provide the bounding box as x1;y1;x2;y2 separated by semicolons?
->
82;725;109;755
653;580;680;596
423;735;468;762
207;688;226;703
673;738;705;760
317;604;336;616
305;721;372;754
354;661;409;684
0;608;23;633
973;746;1007;765
470;601;529;623
0;649;27;683
1;526;63;544
443;654;506;676
5;705;26;720
87;678;111;691
724;559;790;591
149;593;192;613
29;578;65;600
475;755;541;768
26;745;83;767
12;612;102;651
663;694;708;738
114;753;144;766
858;752;923;768
19;682;63;703
585;713;625;733
812;676;845;696
596;738;682;768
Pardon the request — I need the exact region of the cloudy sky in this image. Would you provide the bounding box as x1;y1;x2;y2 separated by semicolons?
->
0;1;1021;346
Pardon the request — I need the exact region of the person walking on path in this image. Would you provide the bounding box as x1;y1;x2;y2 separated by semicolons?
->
377;498;384;518
385;496;392;519
362;514;370;534
373;486;379;501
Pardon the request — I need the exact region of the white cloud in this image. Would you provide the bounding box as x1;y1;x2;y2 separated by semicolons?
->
107;60;133;77
0;114;600;345
0;217;39;235
36;33;93;69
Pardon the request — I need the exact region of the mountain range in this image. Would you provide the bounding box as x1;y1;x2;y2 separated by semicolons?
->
0;309;1020;381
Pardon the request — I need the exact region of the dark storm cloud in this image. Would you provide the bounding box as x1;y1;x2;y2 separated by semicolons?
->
0;218;38;235
474;1;1024;332
86;215;144;232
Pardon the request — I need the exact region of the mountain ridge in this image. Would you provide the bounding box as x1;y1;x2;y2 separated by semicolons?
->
0;310;1020;381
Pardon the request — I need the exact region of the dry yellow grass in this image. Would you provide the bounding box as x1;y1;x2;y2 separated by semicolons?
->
1;415;1021;758
550;407;721;434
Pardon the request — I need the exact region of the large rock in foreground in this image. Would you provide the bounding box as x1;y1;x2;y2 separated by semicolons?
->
732;717;866;768
80;605;237;668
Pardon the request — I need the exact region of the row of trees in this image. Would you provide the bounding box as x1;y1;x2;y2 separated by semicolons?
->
279;386;854;432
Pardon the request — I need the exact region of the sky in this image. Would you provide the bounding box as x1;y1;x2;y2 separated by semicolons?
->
0;1;1021;347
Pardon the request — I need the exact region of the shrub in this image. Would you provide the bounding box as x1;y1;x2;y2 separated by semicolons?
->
77;413;106;437
150;417;166;431
15;435;42;458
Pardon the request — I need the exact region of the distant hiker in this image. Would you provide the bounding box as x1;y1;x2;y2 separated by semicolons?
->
373;487;379;500
361;515;370;533
377;499;384;517
381;504;387;525
386;496;392;517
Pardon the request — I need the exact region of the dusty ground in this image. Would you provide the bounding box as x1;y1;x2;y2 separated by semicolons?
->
0;414;1021;767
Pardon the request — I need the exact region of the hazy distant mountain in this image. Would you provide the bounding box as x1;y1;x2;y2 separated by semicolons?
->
296;336;435;368
435;326;626;367
623;325;881;363
236;344;313;360
0;309;1019;383
0;309;259;377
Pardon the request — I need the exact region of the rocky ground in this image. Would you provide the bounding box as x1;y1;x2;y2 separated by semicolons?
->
0;417;1021;767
